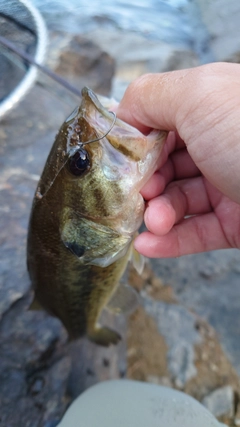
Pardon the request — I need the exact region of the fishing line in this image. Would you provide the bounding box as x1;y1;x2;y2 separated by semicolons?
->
82;112;116;146
37;111;117;200
0;34;117;198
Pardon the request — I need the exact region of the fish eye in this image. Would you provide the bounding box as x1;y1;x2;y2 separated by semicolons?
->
68;148;90;176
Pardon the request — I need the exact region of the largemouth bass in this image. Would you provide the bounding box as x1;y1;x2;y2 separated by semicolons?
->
27;87;166;346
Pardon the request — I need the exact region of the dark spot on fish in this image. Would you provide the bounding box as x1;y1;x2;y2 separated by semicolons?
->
117;143;140;161
65;241;85;257
108;136;140;161
93;187;109;216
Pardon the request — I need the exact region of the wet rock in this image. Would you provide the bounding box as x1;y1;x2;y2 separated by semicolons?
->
143;294;201;388
196;0;240;61
0;295;69;426
202;386;235;420
0;297;66;368
0;356;71;427
150;250;240;376
127;264;240;426
147;375;172;388
0;396;42;427
127;305;169;382
40;356;72;424
68;311;127;398
81;28;200;99
225;51;240;64
0;361;27;404
161;49;199;72
54;34;115;96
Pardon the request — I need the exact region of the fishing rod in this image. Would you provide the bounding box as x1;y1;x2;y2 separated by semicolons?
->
0;35;82;98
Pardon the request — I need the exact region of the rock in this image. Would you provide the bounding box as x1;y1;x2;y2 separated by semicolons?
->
0;295;70;426
40;356;72;424
202;386;235;419
127;263;240;425
161;49;199;72
143;294;201;388
150;250;240;376
127;305;169;382
81;28;200;99
195;0;240;61
54;34;115;96
0;296;66;369
0;396;42;427
68;310;127;398
147;375;172;388
225;51;240;64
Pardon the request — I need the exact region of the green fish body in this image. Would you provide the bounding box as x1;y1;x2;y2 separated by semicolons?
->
27;88;166;346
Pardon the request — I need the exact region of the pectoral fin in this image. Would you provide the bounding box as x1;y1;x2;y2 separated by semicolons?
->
129;235;145;275
61;215;131;267
106;283;140;315
64;241;85;258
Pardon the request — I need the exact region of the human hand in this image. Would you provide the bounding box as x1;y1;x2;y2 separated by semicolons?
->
117;63;240;258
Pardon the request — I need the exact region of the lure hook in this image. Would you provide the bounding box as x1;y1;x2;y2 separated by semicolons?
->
81;111;117;146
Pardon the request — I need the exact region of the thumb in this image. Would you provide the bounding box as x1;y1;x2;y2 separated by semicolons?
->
117;63;240;204
117;70;191;133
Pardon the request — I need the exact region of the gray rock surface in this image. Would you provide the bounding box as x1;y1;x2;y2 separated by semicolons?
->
143;294;201;388
150;250;240;377
83;28;200;100
202;386;235;419
54;34;116;96
195;0;240;61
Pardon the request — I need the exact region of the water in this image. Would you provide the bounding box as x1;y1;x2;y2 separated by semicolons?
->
31;0;213;63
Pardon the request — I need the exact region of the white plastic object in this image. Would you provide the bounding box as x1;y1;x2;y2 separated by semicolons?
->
58;380;227;427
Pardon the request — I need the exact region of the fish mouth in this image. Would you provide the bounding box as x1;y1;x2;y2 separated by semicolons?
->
80;87;167;163
81;87;115;125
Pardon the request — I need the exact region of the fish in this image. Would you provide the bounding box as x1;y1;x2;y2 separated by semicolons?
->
27;87;167;346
